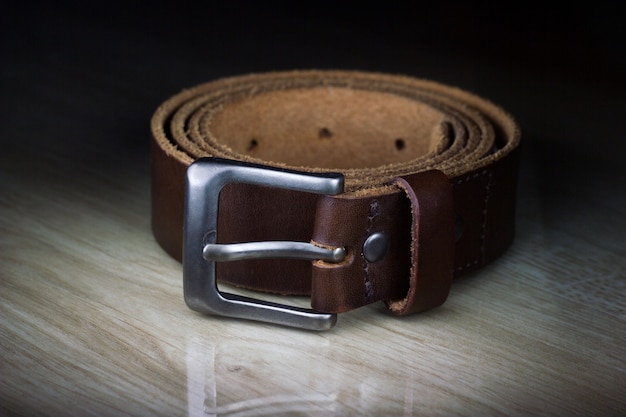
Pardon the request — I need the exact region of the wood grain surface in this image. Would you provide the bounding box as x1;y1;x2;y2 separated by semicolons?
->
2;3;624;416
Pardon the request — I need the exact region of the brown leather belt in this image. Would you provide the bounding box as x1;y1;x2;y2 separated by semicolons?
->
150;70;521;329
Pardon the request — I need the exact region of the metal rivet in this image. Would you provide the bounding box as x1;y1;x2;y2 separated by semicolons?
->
362;232;389;263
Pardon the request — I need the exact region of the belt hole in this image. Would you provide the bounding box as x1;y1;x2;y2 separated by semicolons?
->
395;138;405;151
318;127;333;139
248;138;259;151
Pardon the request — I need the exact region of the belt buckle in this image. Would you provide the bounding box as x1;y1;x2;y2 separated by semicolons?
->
183;158;345;330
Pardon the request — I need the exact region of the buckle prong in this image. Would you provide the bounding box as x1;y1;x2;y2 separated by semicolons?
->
203;241;345;263
183;158;345;330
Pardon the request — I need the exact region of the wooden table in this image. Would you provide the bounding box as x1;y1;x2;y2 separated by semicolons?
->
2;3;624;416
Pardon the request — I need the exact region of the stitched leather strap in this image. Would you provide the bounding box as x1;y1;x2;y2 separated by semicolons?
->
150;70;520;315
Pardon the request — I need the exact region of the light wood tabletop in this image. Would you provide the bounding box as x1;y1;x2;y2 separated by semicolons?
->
2;3;625;416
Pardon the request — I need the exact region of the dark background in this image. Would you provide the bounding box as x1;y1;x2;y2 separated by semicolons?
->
3;1;624;141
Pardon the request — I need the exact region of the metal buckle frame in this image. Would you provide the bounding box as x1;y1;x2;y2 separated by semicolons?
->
183;158;345;330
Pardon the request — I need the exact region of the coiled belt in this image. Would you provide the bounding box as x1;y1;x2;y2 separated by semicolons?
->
150;70;521;329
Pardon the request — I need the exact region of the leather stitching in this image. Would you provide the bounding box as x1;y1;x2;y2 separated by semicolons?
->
453;169;491;273
363;199;380;302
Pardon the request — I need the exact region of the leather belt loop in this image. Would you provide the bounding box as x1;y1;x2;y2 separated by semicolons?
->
387;171;455;315
310;191;413;313
310;169;455;315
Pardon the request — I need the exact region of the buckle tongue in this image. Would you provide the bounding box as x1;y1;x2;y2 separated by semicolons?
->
183;158;345;330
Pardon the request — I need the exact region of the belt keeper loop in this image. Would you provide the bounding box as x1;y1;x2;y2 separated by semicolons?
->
387;170;455;316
